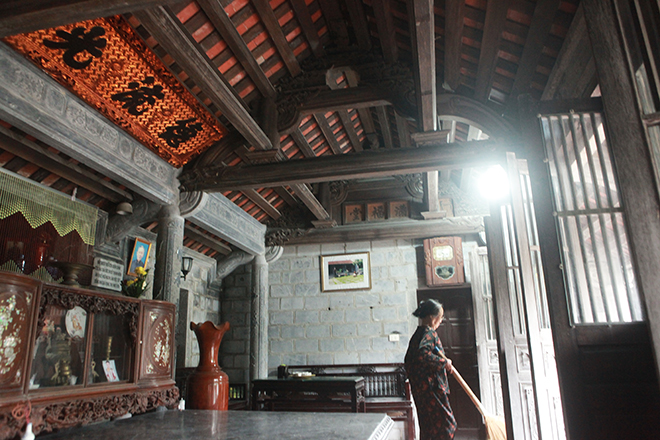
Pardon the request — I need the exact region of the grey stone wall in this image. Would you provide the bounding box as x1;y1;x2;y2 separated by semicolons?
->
176;248;220;368
268;240;419;375
218;263;252;384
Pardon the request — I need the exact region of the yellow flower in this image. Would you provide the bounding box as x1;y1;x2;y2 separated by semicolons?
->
126;279;136;287
136;266;147;276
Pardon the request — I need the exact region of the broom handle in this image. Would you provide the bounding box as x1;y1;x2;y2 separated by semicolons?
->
438;351;486;418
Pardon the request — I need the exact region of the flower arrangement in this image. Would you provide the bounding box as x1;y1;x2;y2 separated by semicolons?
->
122;266;149;298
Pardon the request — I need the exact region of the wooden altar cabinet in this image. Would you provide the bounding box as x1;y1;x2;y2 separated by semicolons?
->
252;376;366;413
0;271;178;440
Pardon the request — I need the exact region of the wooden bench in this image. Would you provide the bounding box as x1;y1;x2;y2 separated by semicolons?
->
285;363;416;440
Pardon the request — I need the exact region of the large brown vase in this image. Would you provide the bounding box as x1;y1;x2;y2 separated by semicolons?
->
186;321;231;410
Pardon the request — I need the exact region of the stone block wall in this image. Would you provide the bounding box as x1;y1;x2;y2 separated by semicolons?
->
268;240;420;374
176;248;220;368
218;263;252;384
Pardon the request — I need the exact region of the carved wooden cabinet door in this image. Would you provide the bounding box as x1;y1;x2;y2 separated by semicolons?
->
138;300;175;381
0;274;40;396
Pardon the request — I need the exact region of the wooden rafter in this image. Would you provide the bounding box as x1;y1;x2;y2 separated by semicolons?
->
197;0;276;99
408;0;436;131
133;6;272;150
326;70;363;152
0;127;132;203
317;0;349;47
291;183;331;221
289;0;324;57
394;110;411;148
242;188;281;220
372;0;398;64
0;0;180;38
184;225;232;256
509;0;561;99
443;0;465;91
252;0;301;77
375;106;393;149
291;129;316;158
314;113;343;154
344;0;372;51
185;140;505;191
474;0;510;101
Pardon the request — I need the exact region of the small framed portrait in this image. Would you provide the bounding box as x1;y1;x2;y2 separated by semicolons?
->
127;238;151;276
320;252;371;292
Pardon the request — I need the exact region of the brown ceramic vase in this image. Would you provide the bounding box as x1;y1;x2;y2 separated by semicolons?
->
186;321;231;410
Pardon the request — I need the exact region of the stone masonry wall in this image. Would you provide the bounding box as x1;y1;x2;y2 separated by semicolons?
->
268;240;419;375
218;263;252;384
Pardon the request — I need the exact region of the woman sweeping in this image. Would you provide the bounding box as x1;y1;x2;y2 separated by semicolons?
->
405;299;457;440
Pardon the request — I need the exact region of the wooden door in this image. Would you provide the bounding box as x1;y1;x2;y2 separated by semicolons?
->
417;286;482;440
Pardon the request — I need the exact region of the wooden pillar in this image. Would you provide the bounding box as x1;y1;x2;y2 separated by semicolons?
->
153;198;184;303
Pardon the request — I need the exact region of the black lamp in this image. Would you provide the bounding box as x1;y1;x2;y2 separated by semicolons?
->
181;256;193;280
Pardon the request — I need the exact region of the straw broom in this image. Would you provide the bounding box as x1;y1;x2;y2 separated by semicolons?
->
439;351;507;440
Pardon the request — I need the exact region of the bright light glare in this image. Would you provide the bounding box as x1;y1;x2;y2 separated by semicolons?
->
478;165;510;201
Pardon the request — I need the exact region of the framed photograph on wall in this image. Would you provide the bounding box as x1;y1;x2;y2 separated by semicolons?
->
320;252;371;292
127;238;151;276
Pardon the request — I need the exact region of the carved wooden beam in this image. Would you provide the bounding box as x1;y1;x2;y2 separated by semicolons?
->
184;225;232;256
181;140;507;191
0;0;180;38
474;0;510;101
0;127;132;203
133;7;272;150
252;0;301;76
443;0;465;91
509;0;561;99
197;0;276;99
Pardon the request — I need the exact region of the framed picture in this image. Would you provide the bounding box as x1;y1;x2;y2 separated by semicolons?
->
127;238;151;276
320;252;371;292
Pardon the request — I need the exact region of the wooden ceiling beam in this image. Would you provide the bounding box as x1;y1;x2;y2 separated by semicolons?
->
474;0;510;101
184;225;232;256
314;113;343;154
242;188;281;220
394;110;411;148
289;0;324;57
375;106;393;149
291;128;316;158
274;187;298;207
0;0;180;38
542;5;596;100
184;140;506;191
408;0;436;131
509;0;561;99
133;7;272;150
317;0;350;47
197;0;276;99
443;0;465;91
0;127;132;203
344;0;372;51
372;0;398;63
337;110;363;152
252;0;302;77
291;183;331;220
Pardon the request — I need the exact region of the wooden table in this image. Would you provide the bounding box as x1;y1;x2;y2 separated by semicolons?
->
252;376;367;413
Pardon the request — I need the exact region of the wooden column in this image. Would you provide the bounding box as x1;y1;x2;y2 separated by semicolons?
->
153;200;184;303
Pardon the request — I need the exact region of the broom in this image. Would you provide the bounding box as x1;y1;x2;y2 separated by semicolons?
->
438;350;507;440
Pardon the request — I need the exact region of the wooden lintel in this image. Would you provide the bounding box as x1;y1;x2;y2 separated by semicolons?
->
314;113;342;155
252;0;301;76
291;183;331;220
0;127;132;203
287;216;484;244
242;188;282;220
0;0;180;38
443;0;466;91
197;0;276;99
133;7;272;150
184;140;507;191
474;0;510;101
184;225;232;256
289;0;324;57
509;0;561;99
375;106;393;149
